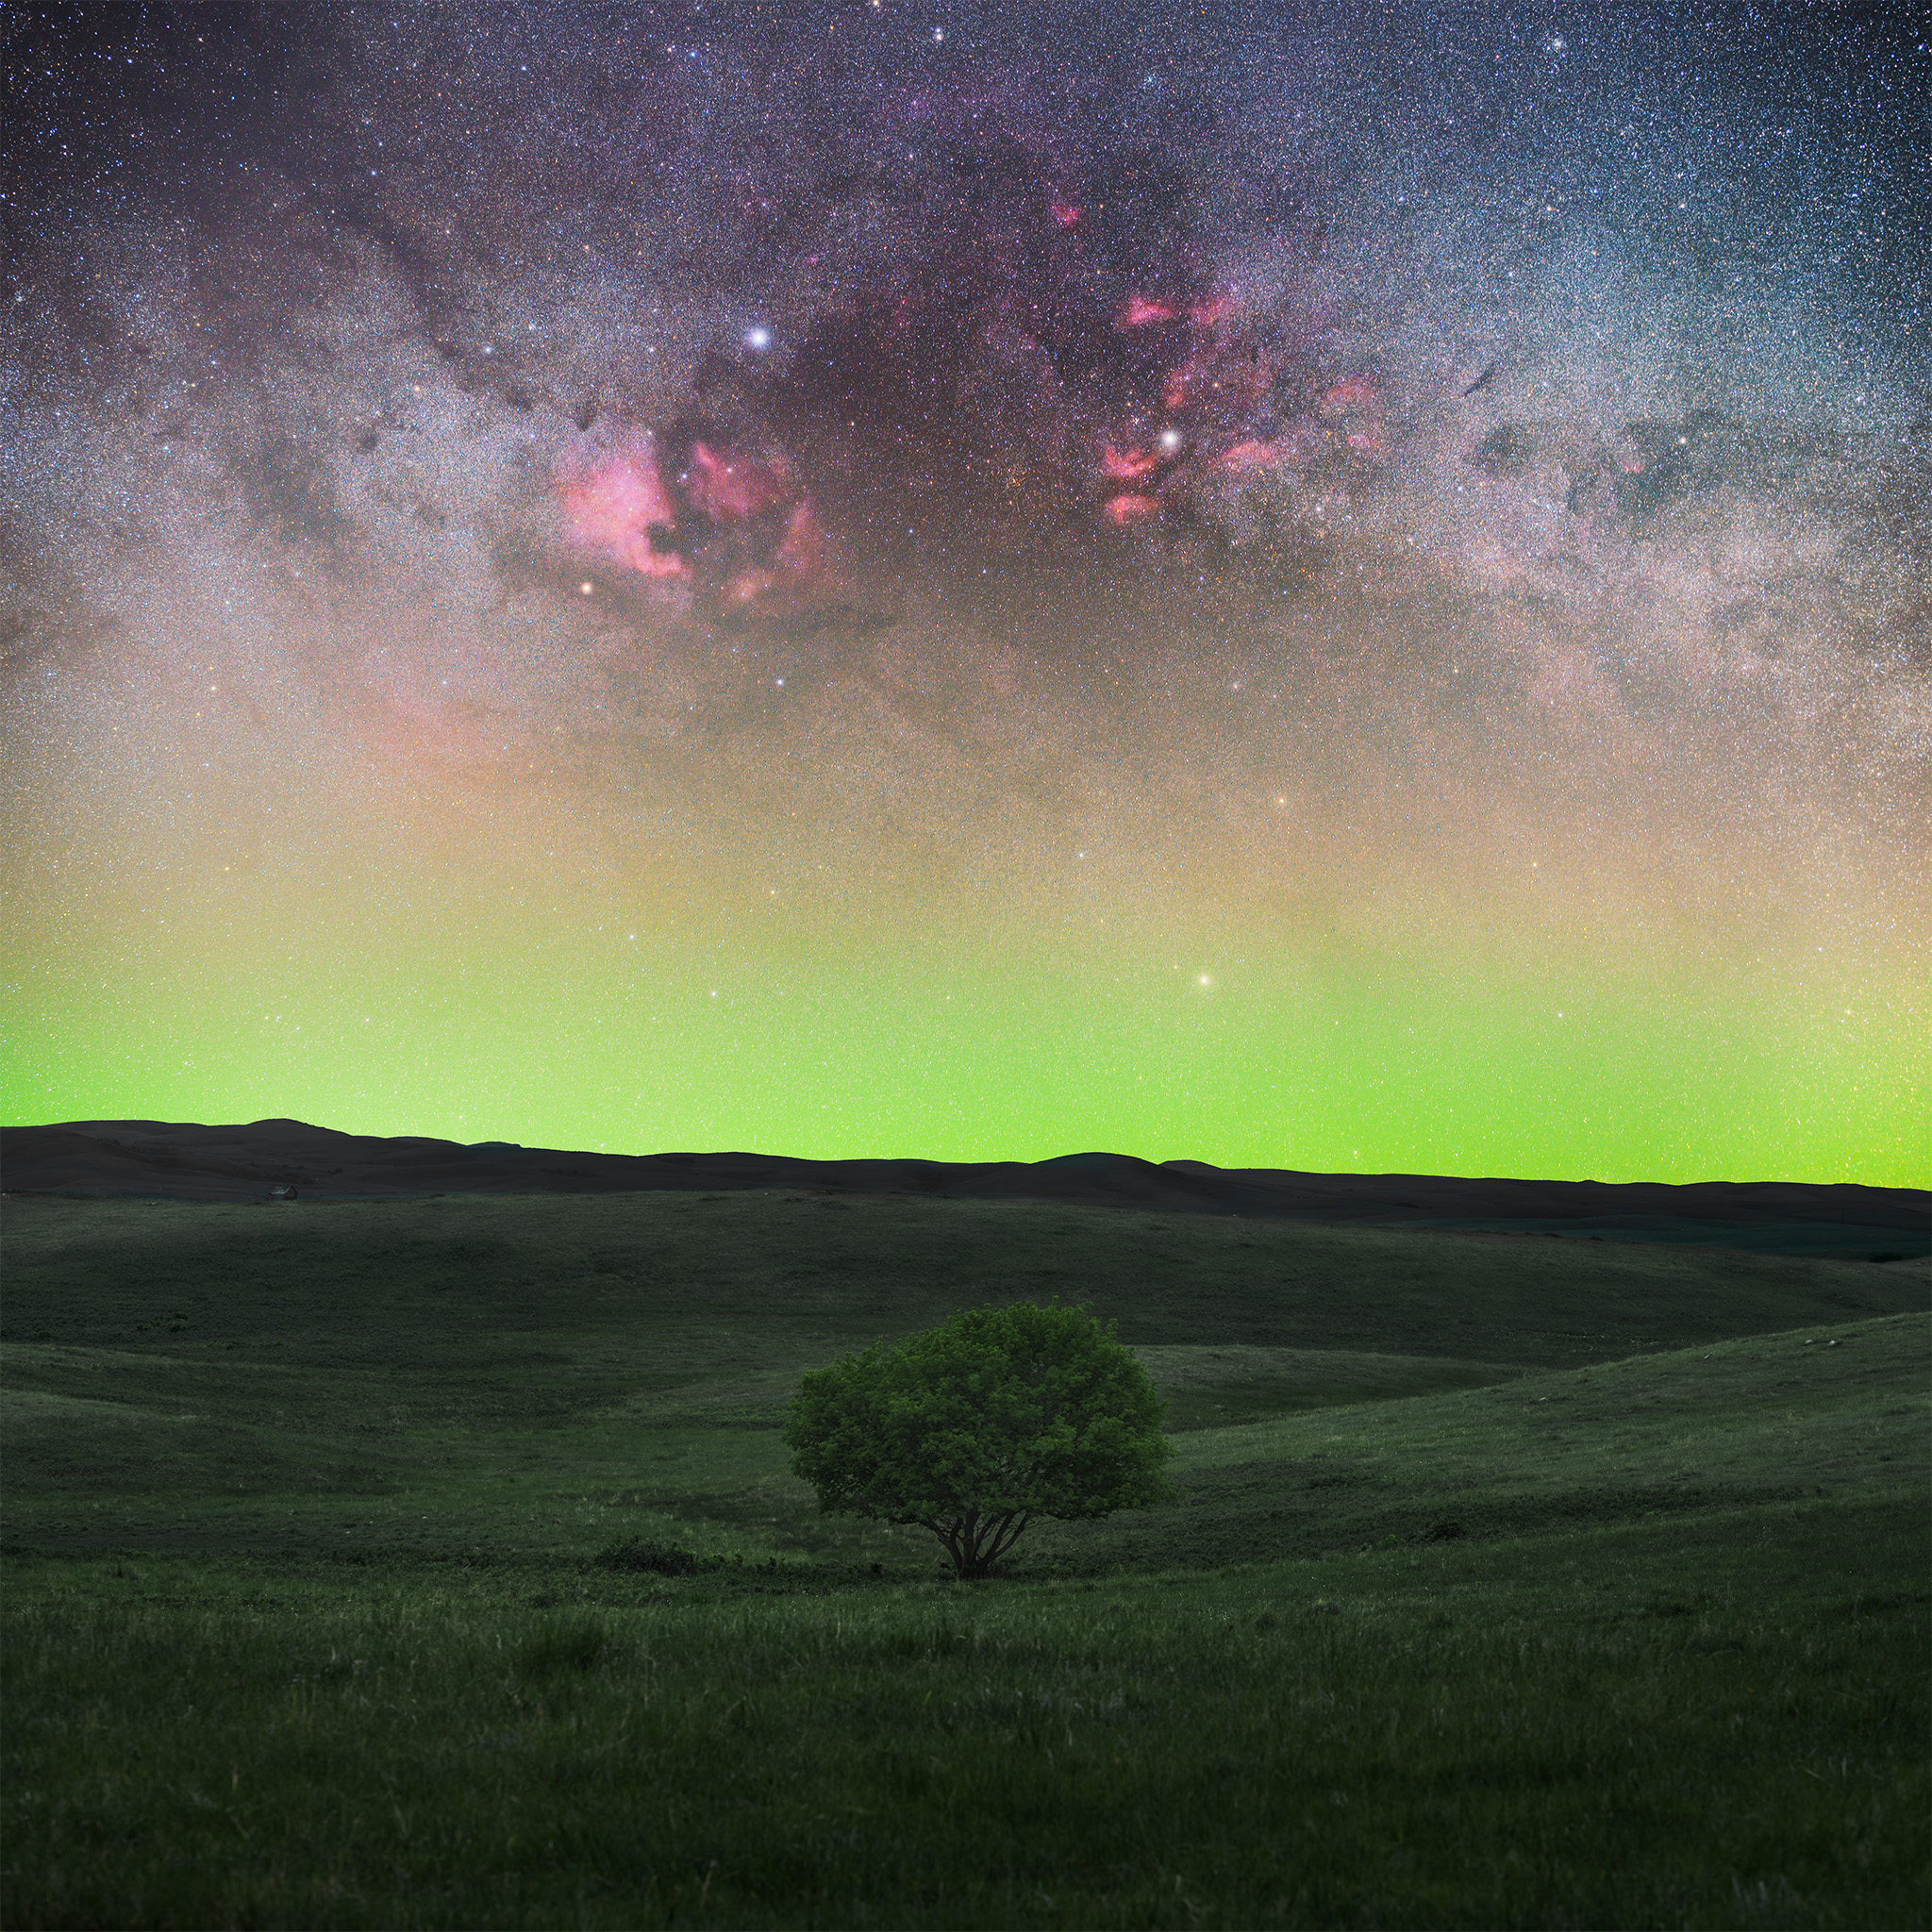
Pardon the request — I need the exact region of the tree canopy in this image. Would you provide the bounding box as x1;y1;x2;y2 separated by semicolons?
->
782;1300;1174;1579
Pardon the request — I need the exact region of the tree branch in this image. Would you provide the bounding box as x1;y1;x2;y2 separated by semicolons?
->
983;1511;1031;1565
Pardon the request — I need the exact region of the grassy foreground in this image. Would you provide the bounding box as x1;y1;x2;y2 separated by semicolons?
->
2;1191;1926;1928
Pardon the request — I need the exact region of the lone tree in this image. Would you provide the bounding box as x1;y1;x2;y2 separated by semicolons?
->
783;1301;1175;1580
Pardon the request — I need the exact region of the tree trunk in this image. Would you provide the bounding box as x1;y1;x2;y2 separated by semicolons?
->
923;1507;1030;1579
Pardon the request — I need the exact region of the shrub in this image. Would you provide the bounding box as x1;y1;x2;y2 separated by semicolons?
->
783;1301;1175;1580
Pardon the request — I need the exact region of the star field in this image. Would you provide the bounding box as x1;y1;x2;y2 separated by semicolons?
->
2;2;1925;1181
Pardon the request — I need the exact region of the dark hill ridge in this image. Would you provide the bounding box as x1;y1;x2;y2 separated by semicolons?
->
2;1119;1924;1257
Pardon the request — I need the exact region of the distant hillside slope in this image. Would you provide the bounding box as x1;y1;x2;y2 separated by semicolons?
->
1032;1308;1932;1572
5;1120;1924;1258
5;1191;1924;1375
1;1190;1924;1564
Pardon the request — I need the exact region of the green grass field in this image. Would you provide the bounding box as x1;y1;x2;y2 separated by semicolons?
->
3;1190;1926;1929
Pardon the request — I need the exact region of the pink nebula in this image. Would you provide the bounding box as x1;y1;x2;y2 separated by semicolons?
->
774;497;823;572
1216;438;1288;474
688;441;793;524
556;442;686;578
1316;376;1377;417
1121;293;1177;327
1101;442;1160;479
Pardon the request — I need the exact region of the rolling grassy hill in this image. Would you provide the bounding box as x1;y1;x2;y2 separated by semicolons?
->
2;1189;1923;1563
2;1189;1925;1928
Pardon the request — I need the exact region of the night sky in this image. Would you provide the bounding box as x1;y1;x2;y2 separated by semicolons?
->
3;3;1925;1182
